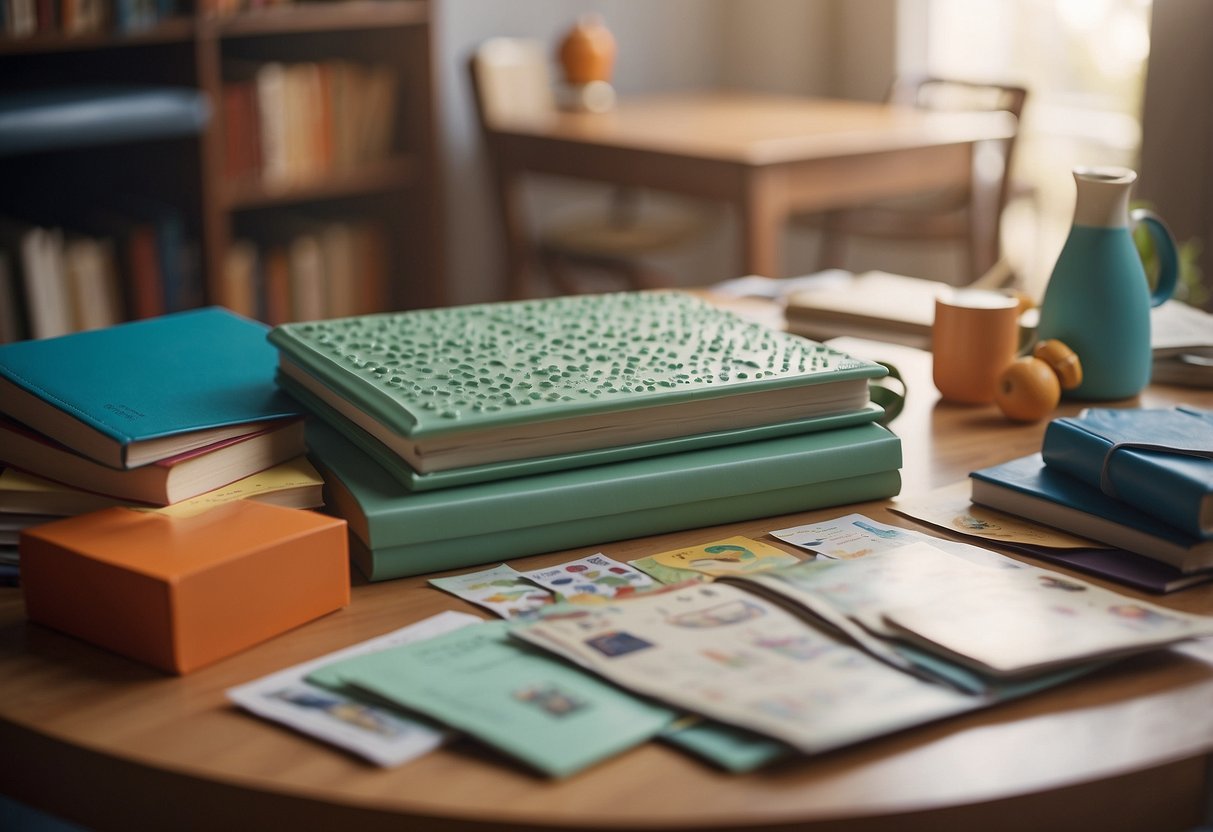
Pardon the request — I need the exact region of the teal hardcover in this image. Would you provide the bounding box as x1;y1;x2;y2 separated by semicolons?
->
280;371;885;491
270;292;886;472
306;418;902;581
1041;407;1213;538
971;453;1213;573
0;307;301;468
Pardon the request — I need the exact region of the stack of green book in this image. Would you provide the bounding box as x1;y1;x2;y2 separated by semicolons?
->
269;291;903;579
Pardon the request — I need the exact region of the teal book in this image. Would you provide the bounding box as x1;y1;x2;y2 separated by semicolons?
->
270;291;887;474
971;454;1213;574
1041;407;1213;538
307;619;677;778
280;371;884;491
0;307;302;469
306;417;902;581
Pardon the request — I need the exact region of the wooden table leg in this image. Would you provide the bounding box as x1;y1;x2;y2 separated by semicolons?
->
738;168;788;278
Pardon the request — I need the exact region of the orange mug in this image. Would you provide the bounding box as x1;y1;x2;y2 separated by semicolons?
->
932;288;1022;404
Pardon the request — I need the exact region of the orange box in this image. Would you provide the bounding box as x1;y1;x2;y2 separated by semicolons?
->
20;500;349;674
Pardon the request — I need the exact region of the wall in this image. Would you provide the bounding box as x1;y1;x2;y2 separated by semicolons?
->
1139;0;1213;306
435;0;899;303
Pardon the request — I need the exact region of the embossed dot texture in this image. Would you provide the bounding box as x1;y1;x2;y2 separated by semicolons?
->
277;292;873;433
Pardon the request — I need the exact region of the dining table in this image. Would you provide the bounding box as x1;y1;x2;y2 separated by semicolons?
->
484;90;1017;295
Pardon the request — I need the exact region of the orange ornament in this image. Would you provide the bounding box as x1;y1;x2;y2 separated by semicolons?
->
995;356;1061;422
558;14;617;85
1032;338;1083;390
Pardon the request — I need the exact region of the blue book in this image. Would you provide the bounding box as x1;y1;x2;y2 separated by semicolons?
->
1041;407;1213;538
0;307;302;469
970;454;1213;575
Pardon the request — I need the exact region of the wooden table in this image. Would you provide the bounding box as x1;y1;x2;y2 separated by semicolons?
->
486;91;1015;296
2;328;1212;831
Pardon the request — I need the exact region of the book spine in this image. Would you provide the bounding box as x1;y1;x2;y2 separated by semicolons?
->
1042;420;1209;538
354;471;903;581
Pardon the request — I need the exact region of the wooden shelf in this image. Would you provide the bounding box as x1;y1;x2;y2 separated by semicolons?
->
0;19;196;54
0;0;445;338
223;156;418;209
211;0;428;38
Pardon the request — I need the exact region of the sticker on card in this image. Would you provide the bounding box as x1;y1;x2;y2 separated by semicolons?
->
630;536;802;583
521;553;656;604
429;564;555;619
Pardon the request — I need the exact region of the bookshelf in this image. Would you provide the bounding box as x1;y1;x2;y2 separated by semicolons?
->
0;0;443;341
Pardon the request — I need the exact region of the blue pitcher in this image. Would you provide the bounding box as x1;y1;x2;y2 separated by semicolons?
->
1035;167;1178;400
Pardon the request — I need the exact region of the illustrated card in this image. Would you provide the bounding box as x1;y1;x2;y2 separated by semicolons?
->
883;568;1213;677
629;535;802;584
429;563;554;618
227;610;481;766
514;582;977;755
891;481;1102;549
772;513;1019;570
307;619;675;778
521;553;656;604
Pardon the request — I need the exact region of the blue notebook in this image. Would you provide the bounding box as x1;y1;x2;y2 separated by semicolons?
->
1041;407;1213;538
970;454;1213;575
0;307;302;469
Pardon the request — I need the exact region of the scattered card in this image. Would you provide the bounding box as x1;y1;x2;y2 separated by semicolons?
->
521;553;656;604
630;535;802;584
226;610;482;766
429;563;554;618
307;619;676;778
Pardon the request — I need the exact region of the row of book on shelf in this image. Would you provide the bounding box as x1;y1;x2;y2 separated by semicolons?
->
223;60;399;186
0;208;389;343
0;205;200;343
2;0;174;37
223;216;389;325
2;292;1211;775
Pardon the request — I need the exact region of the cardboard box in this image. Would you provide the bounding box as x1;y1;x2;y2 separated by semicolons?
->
20;500;349;674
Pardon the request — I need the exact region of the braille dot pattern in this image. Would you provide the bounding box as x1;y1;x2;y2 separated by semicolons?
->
279;292;871;432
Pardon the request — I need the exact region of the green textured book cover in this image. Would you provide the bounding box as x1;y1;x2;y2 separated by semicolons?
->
306;418;902;581
272;291;886;472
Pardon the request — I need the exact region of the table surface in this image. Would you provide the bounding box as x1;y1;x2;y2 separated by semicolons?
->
2;311;1212;832
489;91;1014;167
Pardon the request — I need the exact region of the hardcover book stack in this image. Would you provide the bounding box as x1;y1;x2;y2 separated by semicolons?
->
5;308;352;673
970;406;1213;585
268;291;906;580
0;307;323;578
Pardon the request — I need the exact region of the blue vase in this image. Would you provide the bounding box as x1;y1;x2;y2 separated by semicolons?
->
1035;167;1178;400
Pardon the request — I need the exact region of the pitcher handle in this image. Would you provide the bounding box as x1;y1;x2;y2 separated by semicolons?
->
1131;208;1179;307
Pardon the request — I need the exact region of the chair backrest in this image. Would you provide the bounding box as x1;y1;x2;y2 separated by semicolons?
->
886;75;1029;216
468;38;556;130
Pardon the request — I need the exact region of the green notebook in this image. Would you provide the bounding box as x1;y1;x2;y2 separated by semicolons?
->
271;292;886;474
306;418;902;581
281;371;884;491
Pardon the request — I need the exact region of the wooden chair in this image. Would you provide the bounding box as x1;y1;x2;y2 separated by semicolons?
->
807;75;1029;282
468;38;707;298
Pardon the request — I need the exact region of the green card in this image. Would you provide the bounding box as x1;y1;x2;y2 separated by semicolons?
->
661;717;790;773
307;620;676;778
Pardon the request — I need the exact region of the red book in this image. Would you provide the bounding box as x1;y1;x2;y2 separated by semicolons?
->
222;80;261;182
125;223;166;319
0;417;305;505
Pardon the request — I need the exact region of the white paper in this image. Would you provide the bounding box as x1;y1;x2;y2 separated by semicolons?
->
226;610;482;766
